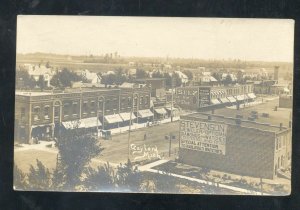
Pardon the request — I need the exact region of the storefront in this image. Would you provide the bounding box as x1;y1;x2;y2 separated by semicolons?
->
154;107;167;120
31;123;54;142
62;117;101;133
119;112;136;126
104;114;123;129
137;109;154;124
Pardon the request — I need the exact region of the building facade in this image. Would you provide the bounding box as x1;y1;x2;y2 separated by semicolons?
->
175;84;255;111
178;113;292;179
15;87;152;144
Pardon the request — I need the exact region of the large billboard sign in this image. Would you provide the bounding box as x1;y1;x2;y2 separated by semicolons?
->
180;119;227;155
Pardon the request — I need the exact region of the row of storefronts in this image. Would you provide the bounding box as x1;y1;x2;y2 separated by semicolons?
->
14;88;178;143
175;84;256;111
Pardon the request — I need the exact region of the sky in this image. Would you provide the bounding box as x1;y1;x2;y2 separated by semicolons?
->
17;16;294;62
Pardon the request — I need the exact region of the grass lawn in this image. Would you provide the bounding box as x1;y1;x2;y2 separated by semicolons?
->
14;149;58;173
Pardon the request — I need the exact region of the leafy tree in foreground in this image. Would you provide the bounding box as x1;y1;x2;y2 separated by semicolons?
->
14;164;27;190
84;162;116;191
27;159;52;191
56;128;103;190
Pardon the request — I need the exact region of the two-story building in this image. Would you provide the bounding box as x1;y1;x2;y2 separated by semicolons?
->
15;87;152;144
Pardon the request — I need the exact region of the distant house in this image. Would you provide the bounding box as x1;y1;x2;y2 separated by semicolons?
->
221;73;237;82
193;71;218;86
80;69;101;84
253;80;277;94
174;71;189;84
24;64;56;87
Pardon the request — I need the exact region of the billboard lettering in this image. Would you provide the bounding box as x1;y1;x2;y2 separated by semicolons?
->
180;120;227;155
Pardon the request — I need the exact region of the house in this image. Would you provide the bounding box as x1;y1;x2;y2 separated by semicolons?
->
24;64;56;87
174;71;189;84
81;69;101;84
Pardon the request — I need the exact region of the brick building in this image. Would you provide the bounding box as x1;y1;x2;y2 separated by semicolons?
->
175;84;255;111
178;113;292;179
15;87;152;144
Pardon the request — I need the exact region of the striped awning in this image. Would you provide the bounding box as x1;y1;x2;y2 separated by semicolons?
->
62;117;101;129
227;96;237;103
219;97;230;103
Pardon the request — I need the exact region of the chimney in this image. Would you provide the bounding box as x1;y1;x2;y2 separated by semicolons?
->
280;123;283;130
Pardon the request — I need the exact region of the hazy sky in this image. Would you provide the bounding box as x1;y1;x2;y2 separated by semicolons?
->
17;16;294;62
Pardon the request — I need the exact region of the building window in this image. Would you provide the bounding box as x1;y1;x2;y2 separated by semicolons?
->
44;106;50;119
140;97;143;105
145;96;148;105
72;102;78;115
21;107;25;120
134;98;138;107
54;106;60;118
63;103;70;117
91;101;95;113
83;101;88;114
128;97;132;107
98;100;103;110
33;106;40;121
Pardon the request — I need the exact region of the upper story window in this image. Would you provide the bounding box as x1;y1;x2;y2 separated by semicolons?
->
128;97;132;106
21;107;25;120
83;101;88;114
72;102;78;115
33;106;40;121
98;100;103;110
140;97;143;105
90;101;95;113
44;106;50;119
63;103;70;117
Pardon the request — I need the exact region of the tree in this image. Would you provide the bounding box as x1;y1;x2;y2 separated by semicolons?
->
152;71;164;78
14;164;27;190
223;74;233;86
136;68;147;79
101;73;117;87
55;128;103;190
16;70;35;89
50;68;81;88
27;159;52;190
84;162;116;191
115;68;127;85
37;75;46;90
183;70;193;81
115;159;142;192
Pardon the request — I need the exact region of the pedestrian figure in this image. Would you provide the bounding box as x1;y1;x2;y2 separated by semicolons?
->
144;133;147;140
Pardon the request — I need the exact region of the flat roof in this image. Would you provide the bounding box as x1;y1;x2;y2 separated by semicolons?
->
182;113;288;133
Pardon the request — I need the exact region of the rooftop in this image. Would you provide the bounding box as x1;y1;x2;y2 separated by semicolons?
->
182;112;288;133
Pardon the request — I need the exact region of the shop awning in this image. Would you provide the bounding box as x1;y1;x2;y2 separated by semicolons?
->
227;96;237;103
154;108;167;115
62;117;101;129
138;109;154;118
211;99;221;105
235;95;246;101
165;107;178;111
247;93;257;99
31;123;54;129
104;114;123;124
119;112;136;121
219;97;230;103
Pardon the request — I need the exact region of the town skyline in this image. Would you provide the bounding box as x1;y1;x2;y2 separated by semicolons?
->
17;16;294;62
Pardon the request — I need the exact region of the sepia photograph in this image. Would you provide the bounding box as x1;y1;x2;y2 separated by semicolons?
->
14;16;294;195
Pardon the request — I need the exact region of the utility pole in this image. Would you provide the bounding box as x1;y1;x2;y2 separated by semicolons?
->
171;76;175;122
128;88;134;161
